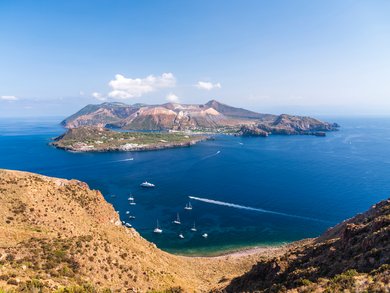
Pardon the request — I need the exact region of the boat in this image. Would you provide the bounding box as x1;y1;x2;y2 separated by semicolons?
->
178;233;184;239
128;215;136;219
190;222;197;232
140;181;155;188
202;233;208;238
128;194;134;201
129;198;136;205
184;202;192;210
125;223;132;228
125;211;130;214
172;213;181;225
153;220;163;234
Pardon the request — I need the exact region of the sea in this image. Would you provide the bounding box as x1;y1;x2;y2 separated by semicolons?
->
0;116;389;255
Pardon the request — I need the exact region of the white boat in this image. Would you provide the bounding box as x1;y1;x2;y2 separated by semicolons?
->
128;215;136;219
153;220;163;234
140;181;155;188
126;211;130;214
202;233;208;238
178;233;184;239
190;222;197;232
184;202;192;210
129;198;136;205
128;195;134;201
172;213;181;225
125;223;132;228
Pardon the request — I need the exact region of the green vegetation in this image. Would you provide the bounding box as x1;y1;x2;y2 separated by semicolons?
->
52;127;206;152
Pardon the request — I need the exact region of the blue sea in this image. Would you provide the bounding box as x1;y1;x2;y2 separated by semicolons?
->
0;117;389;255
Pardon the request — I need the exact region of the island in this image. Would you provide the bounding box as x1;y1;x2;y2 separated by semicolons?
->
51;126;207;152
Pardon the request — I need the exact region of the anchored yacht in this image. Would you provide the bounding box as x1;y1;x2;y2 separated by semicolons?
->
173;213;181;225
178;233;185;239
184;202;192;210
190;222;197;232
140;181;155;188
153;220;163;234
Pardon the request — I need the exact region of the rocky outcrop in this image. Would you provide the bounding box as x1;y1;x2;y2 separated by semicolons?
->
238;125;268;137
224;199;390;292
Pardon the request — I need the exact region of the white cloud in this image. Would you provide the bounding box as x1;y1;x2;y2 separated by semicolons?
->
0;95;18;101
108;73;176;99
92;92;106;101
196;81;221;91
166;93;180;103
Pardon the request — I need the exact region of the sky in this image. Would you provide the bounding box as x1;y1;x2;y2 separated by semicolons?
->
0;0;390;117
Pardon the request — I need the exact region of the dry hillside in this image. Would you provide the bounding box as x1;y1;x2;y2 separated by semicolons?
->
0;169;285;292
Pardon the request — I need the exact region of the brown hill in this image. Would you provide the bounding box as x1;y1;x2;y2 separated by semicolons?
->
61;100;338;135
0;169;285;292
224;199;390;292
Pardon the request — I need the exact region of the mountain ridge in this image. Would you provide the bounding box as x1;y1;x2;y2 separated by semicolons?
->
62;100;339;135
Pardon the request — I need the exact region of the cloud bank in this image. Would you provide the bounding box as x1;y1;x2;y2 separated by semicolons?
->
108;73;176;99
0;95;18;101
196;81;221;91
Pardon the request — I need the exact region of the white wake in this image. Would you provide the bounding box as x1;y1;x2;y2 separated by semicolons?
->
188;196;330;223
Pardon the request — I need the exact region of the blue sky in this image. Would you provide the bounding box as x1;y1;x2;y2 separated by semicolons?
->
1;0;390;117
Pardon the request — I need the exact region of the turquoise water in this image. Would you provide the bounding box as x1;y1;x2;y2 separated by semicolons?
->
0;117;389;255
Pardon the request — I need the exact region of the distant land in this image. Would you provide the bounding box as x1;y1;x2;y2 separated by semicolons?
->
62;100;339;135
51;126;207;152
0;169;388;292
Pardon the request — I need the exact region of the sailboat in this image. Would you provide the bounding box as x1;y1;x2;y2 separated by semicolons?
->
184;202;192;210
178;233;185;239
190;222;197;232
153;220;163;233
173;213;181;225
128;194;134;201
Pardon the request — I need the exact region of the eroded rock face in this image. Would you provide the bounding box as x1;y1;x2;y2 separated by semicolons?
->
238;125;268;137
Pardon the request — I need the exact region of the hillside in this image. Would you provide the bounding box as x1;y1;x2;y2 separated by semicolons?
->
61;100;338;135
224;199;390;292
0;169;285;292
0;169;388;292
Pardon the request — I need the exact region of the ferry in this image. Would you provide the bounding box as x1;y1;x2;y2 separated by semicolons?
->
140;181;155;188
153;220;163;234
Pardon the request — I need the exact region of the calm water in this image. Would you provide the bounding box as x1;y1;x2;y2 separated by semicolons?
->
0;117;389;255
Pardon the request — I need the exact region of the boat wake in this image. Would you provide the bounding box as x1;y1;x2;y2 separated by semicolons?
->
202;150;221;160
188;196;332;224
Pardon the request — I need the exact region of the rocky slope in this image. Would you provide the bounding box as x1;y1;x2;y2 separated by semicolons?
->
51;126;207;152
62;100;338;135
0;169;285;292
224;199;390;292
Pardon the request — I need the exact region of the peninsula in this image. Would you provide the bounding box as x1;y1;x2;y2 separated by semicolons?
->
51;126;207;152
